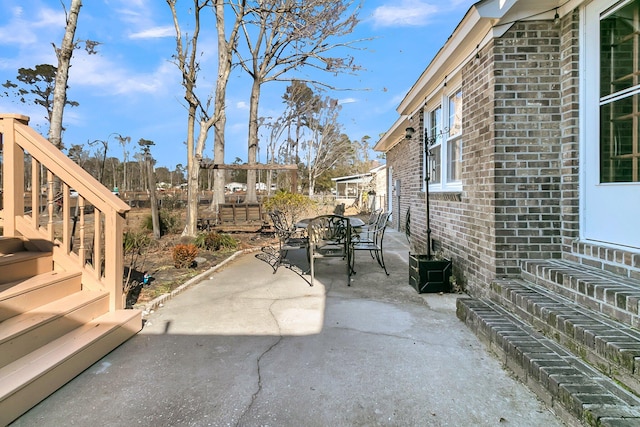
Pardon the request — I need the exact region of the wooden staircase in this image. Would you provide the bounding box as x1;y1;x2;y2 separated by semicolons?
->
0;237;141;426
457;257;640;426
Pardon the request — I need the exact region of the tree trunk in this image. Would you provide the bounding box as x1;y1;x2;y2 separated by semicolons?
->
183;111;198;237
213;0;231;206
49;0;82;150
146;154;161;240
245;78;261;203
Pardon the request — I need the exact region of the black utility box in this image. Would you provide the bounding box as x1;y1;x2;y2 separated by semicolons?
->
409;254;452;293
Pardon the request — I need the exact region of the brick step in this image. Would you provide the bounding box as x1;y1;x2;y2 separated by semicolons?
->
0;309;142;426
521;260;640;329
456;297;640;426
490;278;640;396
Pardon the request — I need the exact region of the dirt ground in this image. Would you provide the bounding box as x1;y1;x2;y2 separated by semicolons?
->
124;208;279;309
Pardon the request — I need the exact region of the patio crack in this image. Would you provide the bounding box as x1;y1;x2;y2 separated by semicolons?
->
235;300;283;427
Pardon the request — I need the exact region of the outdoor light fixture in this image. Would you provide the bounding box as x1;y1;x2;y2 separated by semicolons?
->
405;127;415;139
554;8;560;26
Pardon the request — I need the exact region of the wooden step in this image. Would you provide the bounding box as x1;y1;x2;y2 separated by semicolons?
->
457;297;640;426
0;309;142;426
0;251;53;284
0;290;109;369
0;237;25;255
0;270;82;322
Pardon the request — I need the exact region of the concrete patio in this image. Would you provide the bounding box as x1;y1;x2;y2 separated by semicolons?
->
11;229;565;426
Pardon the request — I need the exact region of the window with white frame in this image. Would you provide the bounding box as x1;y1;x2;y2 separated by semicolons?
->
424;88;463;190
426;105;442;185
599;0;640;183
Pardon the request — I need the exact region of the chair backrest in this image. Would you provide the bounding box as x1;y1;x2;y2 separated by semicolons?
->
372;211;391;244
367;209;383;227
376;211;391;228
307;215;351;252
333;203;345;216
269;210;294;239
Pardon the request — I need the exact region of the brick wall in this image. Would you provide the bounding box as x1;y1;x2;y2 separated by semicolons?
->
386;136;420;242
558;10;581;253
386;19;566;296
384;12;640;295
492;20;563;276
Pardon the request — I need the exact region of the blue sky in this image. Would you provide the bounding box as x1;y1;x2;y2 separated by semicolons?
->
0;0;476;169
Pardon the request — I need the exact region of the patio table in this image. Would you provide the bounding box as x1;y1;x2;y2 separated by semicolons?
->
296;216;364;229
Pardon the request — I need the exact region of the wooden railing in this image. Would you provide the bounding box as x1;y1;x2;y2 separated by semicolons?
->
0;114;131;310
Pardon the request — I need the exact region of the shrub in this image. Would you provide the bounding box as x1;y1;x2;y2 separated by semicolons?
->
122;230;152;295
194;231;238;251
263;190;315;226
143;209;181;235
172;243;198;268
123;230;152;254
159;193;183;210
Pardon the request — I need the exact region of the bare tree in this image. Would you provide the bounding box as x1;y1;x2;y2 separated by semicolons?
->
67;144;90;167
115;134;132;191
282;80;319;163
167;0;219;237
262;115;288;192
211;0;246;205
233;0;363;202
261;81;319;192
49;0;82;150
89;138;109;185
142;146;161;240
303;96;352;196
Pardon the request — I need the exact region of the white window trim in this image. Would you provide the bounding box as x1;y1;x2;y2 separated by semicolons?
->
423;86;463;193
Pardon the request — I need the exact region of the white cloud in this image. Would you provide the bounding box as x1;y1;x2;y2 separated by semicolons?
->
236;101;249;110
33;7;66;28
69;51;178;96
111;0;175;41
372;0;439;28
129;26;174;39
113;0;152;27
0;5;64;47
339;97;357;105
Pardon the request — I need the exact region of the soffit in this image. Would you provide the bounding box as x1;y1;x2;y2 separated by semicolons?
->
398;0;570;116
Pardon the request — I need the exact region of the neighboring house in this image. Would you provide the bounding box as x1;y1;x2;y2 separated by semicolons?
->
332;164;387;212
375;1;640;423
225;182;247;193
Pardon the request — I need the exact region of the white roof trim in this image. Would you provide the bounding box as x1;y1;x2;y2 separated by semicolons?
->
375;0;584;154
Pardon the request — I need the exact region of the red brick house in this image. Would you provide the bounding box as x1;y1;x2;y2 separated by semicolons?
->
375;0;640;424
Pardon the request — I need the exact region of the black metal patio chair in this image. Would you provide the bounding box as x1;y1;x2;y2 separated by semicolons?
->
351;211;391;276
264;210;308;273
357;208;383;242
307;215;352;286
